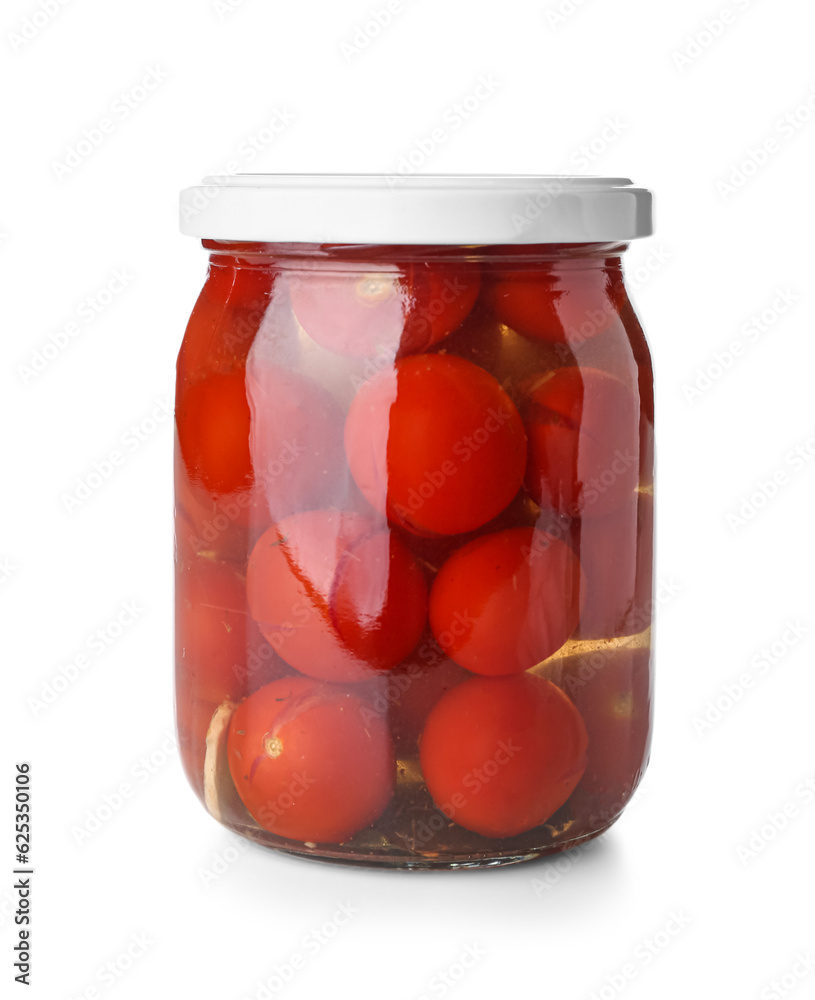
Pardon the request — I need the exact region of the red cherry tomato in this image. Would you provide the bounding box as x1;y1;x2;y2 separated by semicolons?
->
175;446;247;561
227;676;395;844
575;491;654;640
246;362;349;519
176;369;253;497
524;366;640;519
419;673;588;838
429;527;582;675
176;558;286;705
345;354;527;536
483;264;624;345
558;647;651;823
174;433;273;561
177;260;276;383
176;559;250;705
289;261;480;358
246;511;427;682
330;531;429;669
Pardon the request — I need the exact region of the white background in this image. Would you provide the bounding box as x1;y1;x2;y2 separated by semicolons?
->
3;0;814;998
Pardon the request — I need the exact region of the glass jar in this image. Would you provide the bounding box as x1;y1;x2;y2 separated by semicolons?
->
175;175;655;869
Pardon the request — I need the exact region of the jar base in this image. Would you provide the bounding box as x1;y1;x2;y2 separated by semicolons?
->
226;812;622;871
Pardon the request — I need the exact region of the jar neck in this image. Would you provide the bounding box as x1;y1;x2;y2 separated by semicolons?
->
201;239;629;270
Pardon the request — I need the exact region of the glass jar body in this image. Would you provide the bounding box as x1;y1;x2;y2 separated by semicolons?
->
174;240;654;868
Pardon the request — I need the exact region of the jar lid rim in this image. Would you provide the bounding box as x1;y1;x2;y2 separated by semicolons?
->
179;173;653;244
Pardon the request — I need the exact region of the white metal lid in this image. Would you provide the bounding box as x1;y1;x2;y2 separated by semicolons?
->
179;174;652;245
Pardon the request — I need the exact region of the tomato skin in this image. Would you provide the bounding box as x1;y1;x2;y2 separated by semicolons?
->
330;531;429;670
398;262;481;354
174;559;288;804
246;511;371;682
429;527;582;675
483;264;624;345
246;511;427;682
227;677;395;844
344;354;527;536
174;436;251;562
176;559;249;706
177;369;253;498
524;366;640;519
177;261;276;383
419;673;588;838
484;269;564;343
177;351;350;540
289;261;480;358
176;558;288;706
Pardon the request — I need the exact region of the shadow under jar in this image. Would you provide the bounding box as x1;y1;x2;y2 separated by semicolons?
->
175;174;655;869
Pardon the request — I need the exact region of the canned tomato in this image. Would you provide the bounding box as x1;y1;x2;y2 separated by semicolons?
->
175;174;654;868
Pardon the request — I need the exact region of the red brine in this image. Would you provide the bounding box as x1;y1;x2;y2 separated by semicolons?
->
175;229;654;868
